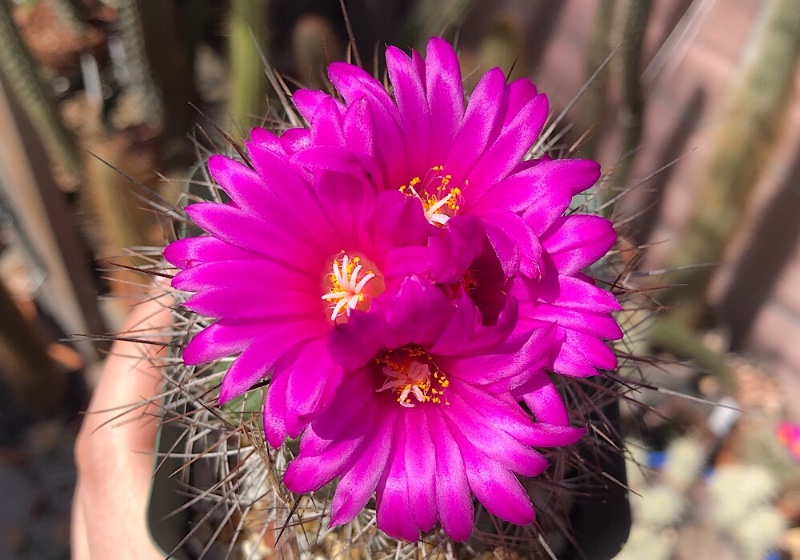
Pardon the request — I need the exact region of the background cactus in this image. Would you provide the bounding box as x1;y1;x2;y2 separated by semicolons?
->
3;1;800;558
658;0;800;329
0;0;83;191
226;0;270;137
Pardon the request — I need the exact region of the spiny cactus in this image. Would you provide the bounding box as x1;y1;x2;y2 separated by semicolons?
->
0;1;83;191
708;464;778;530
731;506;786;560
50;0;89;36
613;524;676;560
616;435;707;559
662;436;706;492
111;0;164;129
0;277;63;416
291;14;343;90
610;0;653;197
633;484;686;527
659;0;800;328
226;0;270;137
474;12;526;82
577;0;616;160
403;0;480;52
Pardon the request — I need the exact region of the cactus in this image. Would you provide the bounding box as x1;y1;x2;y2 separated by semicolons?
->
226;0;270;137
577;0;616;160
732;506;786;560
614;524;676;560
50;0;89;35
136;0;201;143
111;0;165;129
0;1;83;191
662;436;706;492
469;11;526;88
291;14;343;90
611;0;653;196
659;0;800;328
616;437;698;559
708;464;778;530
633;484;686;527
403;0;480;51
0;277;64;416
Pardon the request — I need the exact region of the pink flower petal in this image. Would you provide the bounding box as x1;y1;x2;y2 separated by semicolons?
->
481;209;543;279
482;158;601;236
466;90;548;194
183;320;260;365
386;45;431;175
428;409;474;541
463;452;535;526
444;389;549;477
445;67;506;184
425;38;465;164
541;215;616;276
185;203;321;266
218;322;322;403
293;88;344;125
285;337;343;418
375;421;417;541
330;408;397;526
163;236;254;269
402;410;438;532
263;369;290;447
518;375;570;426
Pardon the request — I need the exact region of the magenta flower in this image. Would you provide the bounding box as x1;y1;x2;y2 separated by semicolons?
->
287;37;622;392
289;37;590;284
164;145;434;439
164;36;622;543
283;277;585;541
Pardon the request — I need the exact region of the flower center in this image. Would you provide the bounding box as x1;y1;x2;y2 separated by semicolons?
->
399;165;466;226
321;252;379;322
375;346;450;407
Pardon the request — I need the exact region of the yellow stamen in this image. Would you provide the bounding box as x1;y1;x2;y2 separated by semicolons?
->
375;346;450;407
399;165;466;226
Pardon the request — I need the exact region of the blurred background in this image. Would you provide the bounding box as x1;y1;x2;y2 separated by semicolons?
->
1;0;800;558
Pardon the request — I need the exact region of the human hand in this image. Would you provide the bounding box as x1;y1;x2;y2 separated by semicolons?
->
72;297;171;559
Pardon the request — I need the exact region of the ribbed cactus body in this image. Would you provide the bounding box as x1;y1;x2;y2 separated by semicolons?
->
661;0;800;327
0;1;82;191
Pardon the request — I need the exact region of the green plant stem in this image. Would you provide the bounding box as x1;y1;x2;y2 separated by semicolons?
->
612;0;652;195
577;0;616;160
115;0;164;129
660;0;800;327
0;1;82;191
0;278;64;416
227;0;270;137
403;0;480;51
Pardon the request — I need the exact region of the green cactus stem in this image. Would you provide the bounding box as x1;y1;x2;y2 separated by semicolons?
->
227;0;270;137
0;277;64;417
403;0;480;52
577;0;616;160
113;0;165;129
291;14;343;90
659;0;800;328
0;1;83;191
136;0;201;144
612;0;652;195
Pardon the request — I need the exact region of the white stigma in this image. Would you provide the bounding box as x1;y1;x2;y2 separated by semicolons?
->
376;362;432;408
321;253;375;321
